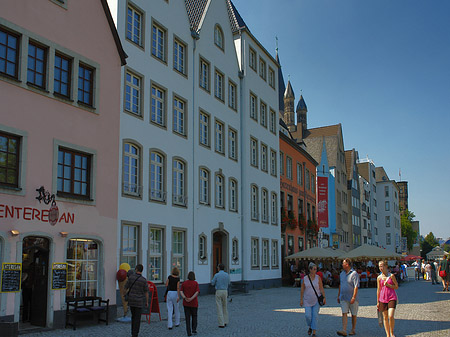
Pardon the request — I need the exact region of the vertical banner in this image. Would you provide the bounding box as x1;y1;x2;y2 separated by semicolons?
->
317;177;328;228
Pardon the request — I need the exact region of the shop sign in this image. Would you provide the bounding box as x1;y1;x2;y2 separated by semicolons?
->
52;263;68;290
280;181;298;194
317;177;329;228
1;263;22;293
0;204;75;224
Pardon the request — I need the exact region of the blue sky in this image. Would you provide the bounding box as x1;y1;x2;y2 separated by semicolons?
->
232;0;450;239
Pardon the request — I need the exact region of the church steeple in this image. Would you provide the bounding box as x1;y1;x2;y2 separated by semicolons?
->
296;94;308;131
283;80;296;129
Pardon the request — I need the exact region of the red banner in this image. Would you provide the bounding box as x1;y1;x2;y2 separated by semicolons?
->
317;177;328;228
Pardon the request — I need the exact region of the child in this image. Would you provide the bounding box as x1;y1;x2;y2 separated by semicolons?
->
180;271;200;336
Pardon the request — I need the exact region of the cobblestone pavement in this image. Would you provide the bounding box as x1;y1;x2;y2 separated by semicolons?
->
27;279;450;337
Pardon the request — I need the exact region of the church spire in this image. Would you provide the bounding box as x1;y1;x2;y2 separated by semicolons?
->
296;94;308;131
283;80;295;128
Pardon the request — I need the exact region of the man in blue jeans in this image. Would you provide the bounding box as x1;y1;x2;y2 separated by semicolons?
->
211;264;230;328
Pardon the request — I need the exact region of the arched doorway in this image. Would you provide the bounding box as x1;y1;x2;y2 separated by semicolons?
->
21;236;50;328
212;231;228;275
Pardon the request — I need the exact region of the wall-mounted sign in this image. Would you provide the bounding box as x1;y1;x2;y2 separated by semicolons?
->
51;263;67;290
0;204;74;224
1;263;22;293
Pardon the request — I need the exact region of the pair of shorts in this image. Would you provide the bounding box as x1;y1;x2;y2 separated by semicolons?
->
340;300;359;315
379;300;397;311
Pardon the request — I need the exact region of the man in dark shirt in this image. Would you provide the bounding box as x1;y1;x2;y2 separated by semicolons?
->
125;264;149;337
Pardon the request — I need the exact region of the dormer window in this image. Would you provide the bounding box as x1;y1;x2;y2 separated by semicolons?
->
214;25;224;50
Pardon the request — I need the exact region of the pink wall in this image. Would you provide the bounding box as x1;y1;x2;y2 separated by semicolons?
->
0;0;122;317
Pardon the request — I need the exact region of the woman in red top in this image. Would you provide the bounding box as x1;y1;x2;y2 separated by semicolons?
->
180;271;200;336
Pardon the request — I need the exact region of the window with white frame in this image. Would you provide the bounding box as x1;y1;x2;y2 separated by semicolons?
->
120;224;139;269
250;93;257;121
297;163;302;186
148;227;164;283
151;85;165;126
123;142;140;195
126;5;143;46
249;47;257;71
385;215;390;227
173;159;186;206
271;192;277;224
198;234;207;261
262;239;269;267
199;168;209;204
259;57;266;80
268;67;275;89
228;81;237;110
125;71;142;116
261;189;268;222
66;238;99;298
250;137;258;167
270;149;277;176
251;185;259;220
385;201;390;211
214;69;224;101
173;39;186;75
271;240;279;267
385;186;389;197
229;178;238;211
150;151;165;201
215;173;225;208
228;128;237;160
260;101;267;127
215;120;224;154
251;238;259;268
172;230;185;280
199;111;210;147
199;58;210;91
151;22;166;61
232;239;239;262
173;96;186;136
214;25;224;50
269;109;276;133
286;157;292;180
0;131;20;188
386;233;391;245
305;168;310;190
261;144;268;172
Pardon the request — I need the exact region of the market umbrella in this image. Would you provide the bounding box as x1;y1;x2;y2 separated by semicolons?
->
285;247;345;261
400;254;422;261
338;244;402;261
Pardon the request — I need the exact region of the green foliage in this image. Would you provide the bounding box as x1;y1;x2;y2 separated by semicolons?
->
442;244;450;253
401;209;417;251
421;232;439;258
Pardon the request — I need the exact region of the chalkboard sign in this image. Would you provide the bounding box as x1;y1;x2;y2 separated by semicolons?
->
51;263;67;290
1;263;22;293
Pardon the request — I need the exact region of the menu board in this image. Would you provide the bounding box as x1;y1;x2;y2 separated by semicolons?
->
51;263;68;290
1;263;22;293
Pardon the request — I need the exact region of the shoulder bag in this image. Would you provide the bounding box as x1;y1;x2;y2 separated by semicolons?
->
308;274;325;306
124;275;141;302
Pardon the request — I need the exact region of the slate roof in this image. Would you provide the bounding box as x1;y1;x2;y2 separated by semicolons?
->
375;167;390;182
226;0;248;33
303;124;341;139
296;95;307;111
185;0;209;32
284;80;294;99
277;52;286;112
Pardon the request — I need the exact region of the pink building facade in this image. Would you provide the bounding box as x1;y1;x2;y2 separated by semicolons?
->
0;0;125;334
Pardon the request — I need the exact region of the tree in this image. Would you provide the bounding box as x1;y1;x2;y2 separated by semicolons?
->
401;209;417;251
421;232;439;258
442;244;450;253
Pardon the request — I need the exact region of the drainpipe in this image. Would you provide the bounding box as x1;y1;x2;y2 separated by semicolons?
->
238;31;245;282
191;30;200;272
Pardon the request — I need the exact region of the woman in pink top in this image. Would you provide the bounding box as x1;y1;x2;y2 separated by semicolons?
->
377;260;399;337
300;262;326;337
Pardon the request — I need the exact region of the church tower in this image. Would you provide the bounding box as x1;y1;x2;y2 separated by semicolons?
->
283;80;296;131
296;95;308;131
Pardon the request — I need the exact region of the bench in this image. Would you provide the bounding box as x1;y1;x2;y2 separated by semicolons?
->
65;296;109;330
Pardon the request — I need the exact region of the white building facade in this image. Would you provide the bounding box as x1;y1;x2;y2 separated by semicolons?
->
108;0;281;292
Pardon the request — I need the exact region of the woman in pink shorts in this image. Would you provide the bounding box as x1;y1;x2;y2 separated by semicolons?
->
377;260;398;337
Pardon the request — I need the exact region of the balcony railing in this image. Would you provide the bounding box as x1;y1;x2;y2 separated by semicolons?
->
150;189;166;202
172;194;187;206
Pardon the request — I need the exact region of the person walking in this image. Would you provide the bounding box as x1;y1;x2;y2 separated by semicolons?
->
180;271;200;336
430;260;437;285
300;262;326;336
211;263;230;328
337;258;360;336
377;260;399;337
125;264;149;337
438;256;450;291
165;267;181;329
